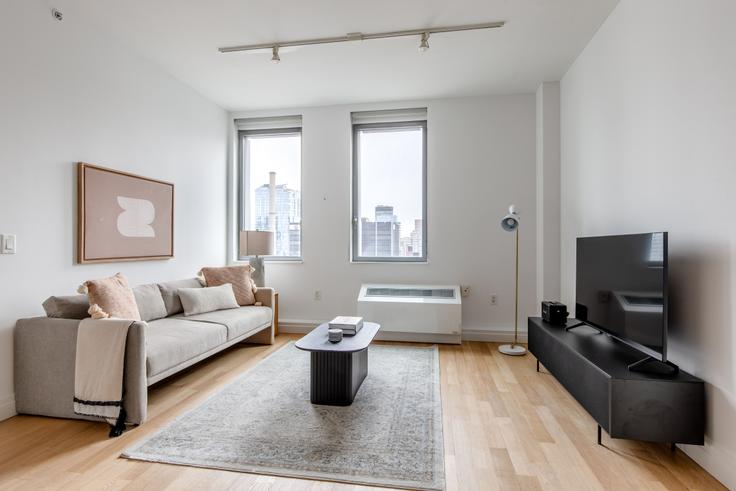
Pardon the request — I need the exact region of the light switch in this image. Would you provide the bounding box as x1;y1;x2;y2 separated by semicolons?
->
2;234;16;254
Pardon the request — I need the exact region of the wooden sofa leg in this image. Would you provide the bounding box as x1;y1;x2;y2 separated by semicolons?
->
244;325;274;345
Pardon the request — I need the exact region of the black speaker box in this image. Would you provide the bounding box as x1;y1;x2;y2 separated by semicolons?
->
541;301;568;325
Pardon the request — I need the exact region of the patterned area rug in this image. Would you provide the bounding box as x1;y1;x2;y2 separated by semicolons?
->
122;342;445;490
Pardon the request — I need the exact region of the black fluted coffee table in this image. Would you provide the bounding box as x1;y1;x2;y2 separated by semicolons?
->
295;322;380;406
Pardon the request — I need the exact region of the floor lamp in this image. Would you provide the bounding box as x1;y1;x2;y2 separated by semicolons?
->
499;205;527;356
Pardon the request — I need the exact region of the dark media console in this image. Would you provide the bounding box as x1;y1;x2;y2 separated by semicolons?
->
529;317;704;447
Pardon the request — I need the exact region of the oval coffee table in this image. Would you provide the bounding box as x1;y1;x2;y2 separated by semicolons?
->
295;322;380;406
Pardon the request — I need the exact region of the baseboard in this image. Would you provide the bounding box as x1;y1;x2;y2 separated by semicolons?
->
0;394;16;421
280;321;527;344
462;328;528;343
279;320;316;333
679;443;736;490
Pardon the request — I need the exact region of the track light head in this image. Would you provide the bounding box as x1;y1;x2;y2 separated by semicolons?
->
271;46;280;63
419;32;430;52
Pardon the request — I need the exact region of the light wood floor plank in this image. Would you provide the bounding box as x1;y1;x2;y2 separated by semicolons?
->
0;335;725;490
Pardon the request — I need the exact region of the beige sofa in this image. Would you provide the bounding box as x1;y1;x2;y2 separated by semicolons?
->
14;278;275;426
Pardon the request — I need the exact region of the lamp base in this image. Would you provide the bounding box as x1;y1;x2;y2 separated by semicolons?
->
250;255;265;287
498;344;527;356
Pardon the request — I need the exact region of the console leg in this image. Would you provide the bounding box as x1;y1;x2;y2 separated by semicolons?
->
670;443;676;452
536;359;539;372
597;425;602;445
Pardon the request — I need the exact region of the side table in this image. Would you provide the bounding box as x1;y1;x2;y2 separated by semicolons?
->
274;292;279;336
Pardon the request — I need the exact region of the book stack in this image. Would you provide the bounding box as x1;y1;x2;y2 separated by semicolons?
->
328;316;363;336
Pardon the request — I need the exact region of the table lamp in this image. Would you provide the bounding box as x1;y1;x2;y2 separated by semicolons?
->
240;230;275;287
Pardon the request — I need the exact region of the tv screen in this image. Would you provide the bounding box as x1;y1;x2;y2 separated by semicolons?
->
576;232;668;361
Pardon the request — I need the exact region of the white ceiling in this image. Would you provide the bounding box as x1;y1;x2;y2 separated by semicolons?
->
57;0;618;111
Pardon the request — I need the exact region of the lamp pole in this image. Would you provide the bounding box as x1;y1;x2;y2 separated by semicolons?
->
514;227;519;347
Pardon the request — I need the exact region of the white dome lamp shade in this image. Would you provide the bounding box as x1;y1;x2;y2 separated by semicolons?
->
501;205;520;231
498;205;527;356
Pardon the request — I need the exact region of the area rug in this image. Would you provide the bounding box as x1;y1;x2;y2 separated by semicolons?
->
122;342;445;490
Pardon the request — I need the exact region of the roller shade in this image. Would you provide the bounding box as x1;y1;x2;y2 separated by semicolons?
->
351;108;427;125
235;115;302;131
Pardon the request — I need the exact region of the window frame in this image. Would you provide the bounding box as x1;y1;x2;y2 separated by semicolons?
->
351;120;428;263
238;127;303;261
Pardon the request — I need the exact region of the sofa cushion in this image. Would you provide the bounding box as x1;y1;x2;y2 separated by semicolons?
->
133;283;168;322
179;284;239;316
42;295;90;319
181;306;272;340
157;278;203;316
145;318;227;377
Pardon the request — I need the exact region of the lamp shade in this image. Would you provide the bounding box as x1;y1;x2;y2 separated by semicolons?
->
239;230;275;256
500;205;520;232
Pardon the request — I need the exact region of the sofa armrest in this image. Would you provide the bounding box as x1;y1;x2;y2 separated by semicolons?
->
14;317;148;425
255;287;275;310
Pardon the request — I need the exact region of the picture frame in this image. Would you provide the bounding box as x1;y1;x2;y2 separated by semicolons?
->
77;162;174;263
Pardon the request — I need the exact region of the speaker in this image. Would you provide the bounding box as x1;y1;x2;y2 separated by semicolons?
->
541;301;568;325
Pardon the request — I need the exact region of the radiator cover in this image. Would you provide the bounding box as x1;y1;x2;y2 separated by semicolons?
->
357;284;462;344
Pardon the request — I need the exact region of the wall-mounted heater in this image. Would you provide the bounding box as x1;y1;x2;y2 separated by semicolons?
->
357;284;462;344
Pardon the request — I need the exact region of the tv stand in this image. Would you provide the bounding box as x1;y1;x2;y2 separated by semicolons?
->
628;356;679;376
529;317;704;446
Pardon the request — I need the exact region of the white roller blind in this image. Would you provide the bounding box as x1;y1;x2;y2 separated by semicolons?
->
351;108;427;125
235;115;302;131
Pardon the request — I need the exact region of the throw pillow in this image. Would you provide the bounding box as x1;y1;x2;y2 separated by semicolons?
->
79;273;141;320
178;284;239;316
42;295;91;319
200;265;257;306
132;283;168;321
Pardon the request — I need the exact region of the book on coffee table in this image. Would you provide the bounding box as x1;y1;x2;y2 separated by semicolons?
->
329;316;363;335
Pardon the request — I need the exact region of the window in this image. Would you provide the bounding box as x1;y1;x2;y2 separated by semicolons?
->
352;109;427;262
238;118;302;259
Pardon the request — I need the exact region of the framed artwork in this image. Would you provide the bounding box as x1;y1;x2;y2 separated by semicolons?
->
77;162;174;263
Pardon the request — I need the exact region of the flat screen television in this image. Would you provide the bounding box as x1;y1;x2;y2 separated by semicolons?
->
576;232;668;362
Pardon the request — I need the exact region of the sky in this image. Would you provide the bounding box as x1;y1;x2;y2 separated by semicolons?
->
244;127;423;237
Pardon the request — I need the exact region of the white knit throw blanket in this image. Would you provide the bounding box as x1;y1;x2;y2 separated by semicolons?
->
74;317;133;436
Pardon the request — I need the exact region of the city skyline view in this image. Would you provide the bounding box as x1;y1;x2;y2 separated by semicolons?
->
244;132;302;256
245;125;424;258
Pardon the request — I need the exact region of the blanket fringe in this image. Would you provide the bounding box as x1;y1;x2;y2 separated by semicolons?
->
109;408;127;438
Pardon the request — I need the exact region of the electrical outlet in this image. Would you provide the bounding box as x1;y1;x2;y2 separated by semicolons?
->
1;234;16;254
461;286;471;297
490;294;497;305
314;290;322;301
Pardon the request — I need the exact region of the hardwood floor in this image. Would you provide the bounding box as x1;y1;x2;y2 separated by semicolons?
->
0;335;724;490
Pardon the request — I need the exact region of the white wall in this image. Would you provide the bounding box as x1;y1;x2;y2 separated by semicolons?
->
560;1;736;487
0;1;228;420
231;94;537;339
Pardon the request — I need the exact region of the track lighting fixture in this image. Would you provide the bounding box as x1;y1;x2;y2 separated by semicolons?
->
419;32;430;52
219;21;505;62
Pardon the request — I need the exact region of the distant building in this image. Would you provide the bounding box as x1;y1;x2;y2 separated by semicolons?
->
361;205;400;257
255;183;301;256
409;219;423;256
375;205;396;223
400;237;412;256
